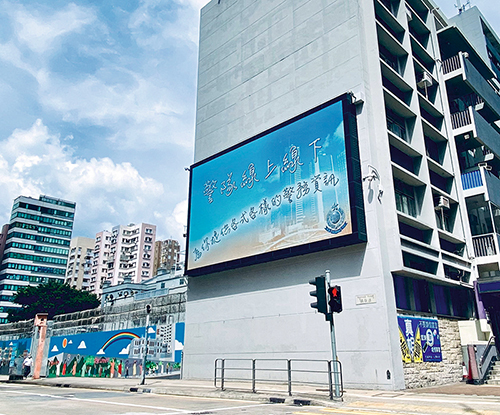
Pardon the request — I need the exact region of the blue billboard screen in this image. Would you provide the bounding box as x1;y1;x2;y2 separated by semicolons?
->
186;95;365;274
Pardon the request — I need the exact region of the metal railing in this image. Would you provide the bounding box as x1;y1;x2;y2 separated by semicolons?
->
472;233;497;257
442;54;462;74
451;108;472;129
478;337;498;383
214;358;343;399
461;169;483;190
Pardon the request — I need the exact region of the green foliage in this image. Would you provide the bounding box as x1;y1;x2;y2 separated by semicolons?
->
7;280;100;322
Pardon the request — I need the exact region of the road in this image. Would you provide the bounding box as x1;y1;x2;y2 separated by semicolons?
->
2;383;500;414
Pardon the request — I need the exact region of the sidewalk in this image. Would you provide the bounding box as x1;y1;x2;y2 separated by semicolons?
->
2;375;500;406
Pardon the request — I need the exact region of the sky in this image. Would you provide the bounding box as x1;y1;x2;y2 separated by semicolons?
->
0;0;498;248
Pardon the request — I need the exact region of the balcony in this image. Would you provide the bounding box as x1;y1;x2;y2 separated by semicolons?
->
462;166;500;208
451;106;500;158
472;233;500;260
443;52;500;121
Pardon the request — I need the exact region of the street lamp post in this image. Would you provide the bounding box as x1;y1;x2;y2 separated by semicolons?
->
140;304;152;385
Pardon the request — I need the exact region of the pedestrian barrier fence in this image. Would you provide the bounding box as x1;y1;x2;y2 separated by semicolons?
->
214;358;343;399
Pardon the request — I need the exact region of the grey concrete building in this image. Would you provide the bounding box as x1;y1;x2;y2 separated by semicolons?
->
183;0;500;390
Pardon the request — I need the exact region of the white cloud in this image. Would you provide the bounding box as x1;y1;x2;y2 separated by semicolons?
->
0;119;178;239
11;3;96;53
119;344;130;355
175;339;184;351
96;348;105;355
77;341;87;349
51;345;59;352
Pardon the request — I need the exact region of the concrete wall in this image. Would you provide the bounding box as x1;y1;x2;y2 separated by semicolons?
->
403;317;463;388
0;293;186;377
184;0;408;390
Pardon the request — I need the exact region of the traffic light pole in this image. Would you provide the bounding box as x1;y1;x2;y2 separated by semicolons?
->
326;270;341;398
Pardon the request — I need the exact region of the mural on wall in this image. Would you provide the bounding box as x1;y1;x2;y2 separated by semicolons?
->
47;323;185;378
0;339;31;375
398;316;442;363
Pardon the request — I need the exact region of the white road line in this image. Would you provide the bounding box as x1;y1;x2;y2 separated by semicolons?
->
4;390;191;412
348;392;500;407
2;389;270;414
163;403;273;415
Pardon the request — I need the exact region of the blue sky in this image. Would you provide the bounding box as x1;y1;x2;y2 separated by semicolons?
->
0;0;206;244
0;0;497;248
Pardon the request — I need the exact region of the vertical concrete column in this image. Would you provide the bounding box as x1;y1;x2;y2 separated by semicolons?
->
33;313;48;379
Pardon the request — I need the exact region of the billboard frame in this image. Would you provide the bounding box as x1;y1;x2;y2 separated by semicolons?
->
185;93;366;276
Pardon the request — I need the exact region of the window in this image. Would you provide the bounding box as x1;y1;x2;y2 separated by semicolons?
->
395;180;417;217
393;275;474;318
386;109;407;141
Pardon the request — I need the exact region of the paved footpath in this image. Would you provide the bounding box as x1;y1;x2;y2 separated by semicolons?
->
3;374;500;407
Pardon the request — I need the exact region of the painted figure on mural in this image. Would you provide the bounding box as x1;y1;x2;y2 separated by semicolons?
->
48;356;59;377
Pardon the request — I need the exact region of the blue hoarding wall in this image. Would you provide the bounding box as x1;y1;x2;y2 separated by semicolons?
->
187;98;360;272
47;323;185;378
398;316;442;363
0;338;31;375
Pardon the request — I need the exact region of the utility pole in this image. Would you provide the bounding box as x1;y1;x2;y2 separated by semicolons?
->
140;304;152;385
325;270;341;398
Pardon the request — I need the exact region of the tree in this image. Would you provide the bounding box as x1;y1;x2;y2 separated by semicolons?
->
7;280;100;323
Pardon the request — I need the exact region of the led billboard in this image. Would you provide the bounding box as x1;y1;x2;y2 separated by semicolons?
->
186;94;366;275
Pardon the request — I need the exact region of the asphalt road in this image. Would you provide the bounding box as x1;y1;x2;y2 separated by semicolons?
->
2;383;500;415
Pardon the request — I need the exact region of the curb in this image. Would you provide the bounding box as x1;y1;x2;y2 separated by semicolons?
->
0;378;341;407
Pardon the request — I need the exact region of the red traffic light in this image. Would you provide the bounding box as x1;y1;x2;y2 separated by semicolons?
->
328;285;342;313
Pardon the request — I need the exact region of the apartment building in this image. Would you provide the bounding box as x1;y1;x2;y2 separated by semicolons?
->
90;224;156;295
152;239;181;276
0;195;75;323
183;0;499;390
437;7;500;349
65;237;94;291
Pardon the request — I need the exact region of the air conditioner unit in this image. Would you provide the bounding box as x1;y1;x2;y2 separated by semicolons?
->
417;71;433;88
478;162;492;171
435;196;450;210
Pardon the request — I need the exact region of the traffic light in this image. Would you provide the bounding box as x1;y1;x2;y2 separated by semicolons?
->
309;276;328;315
146;304;152;314
328;285;342;313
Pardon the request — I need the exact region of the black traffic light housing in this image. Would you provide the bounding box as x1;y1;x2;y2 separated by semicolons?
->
309;276;328;316
328;285;342;313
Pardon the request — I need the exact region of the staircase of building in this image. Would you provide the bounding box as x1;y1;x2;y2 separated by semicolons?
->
485;360;500;385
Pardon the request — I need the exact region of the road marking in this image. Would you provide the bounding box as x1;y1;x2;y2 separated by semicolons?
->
3;389;270;414
348;392;500;407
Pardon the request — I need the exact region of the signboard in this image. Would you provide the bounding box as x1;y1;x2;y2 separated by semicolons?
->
186;94;365;275
398;316;442;363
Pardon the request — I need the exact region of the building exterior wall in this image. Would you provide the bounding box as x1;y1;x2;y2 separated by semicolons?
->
90;224;156;295
65;237;94;291
402;317;462;388
90;230;111;295
185;0;479;390
0;195;75;323
153;239;181;276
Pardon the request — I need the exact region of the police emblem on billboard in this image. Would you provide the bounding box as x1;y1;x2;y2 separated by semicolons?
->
325;203;347;234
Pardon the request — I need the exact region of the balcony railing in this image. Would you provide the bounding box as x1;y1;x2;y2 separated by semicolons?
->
451;108;472;129
461;169;483;190
472;234;498;257
442;55;461;74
